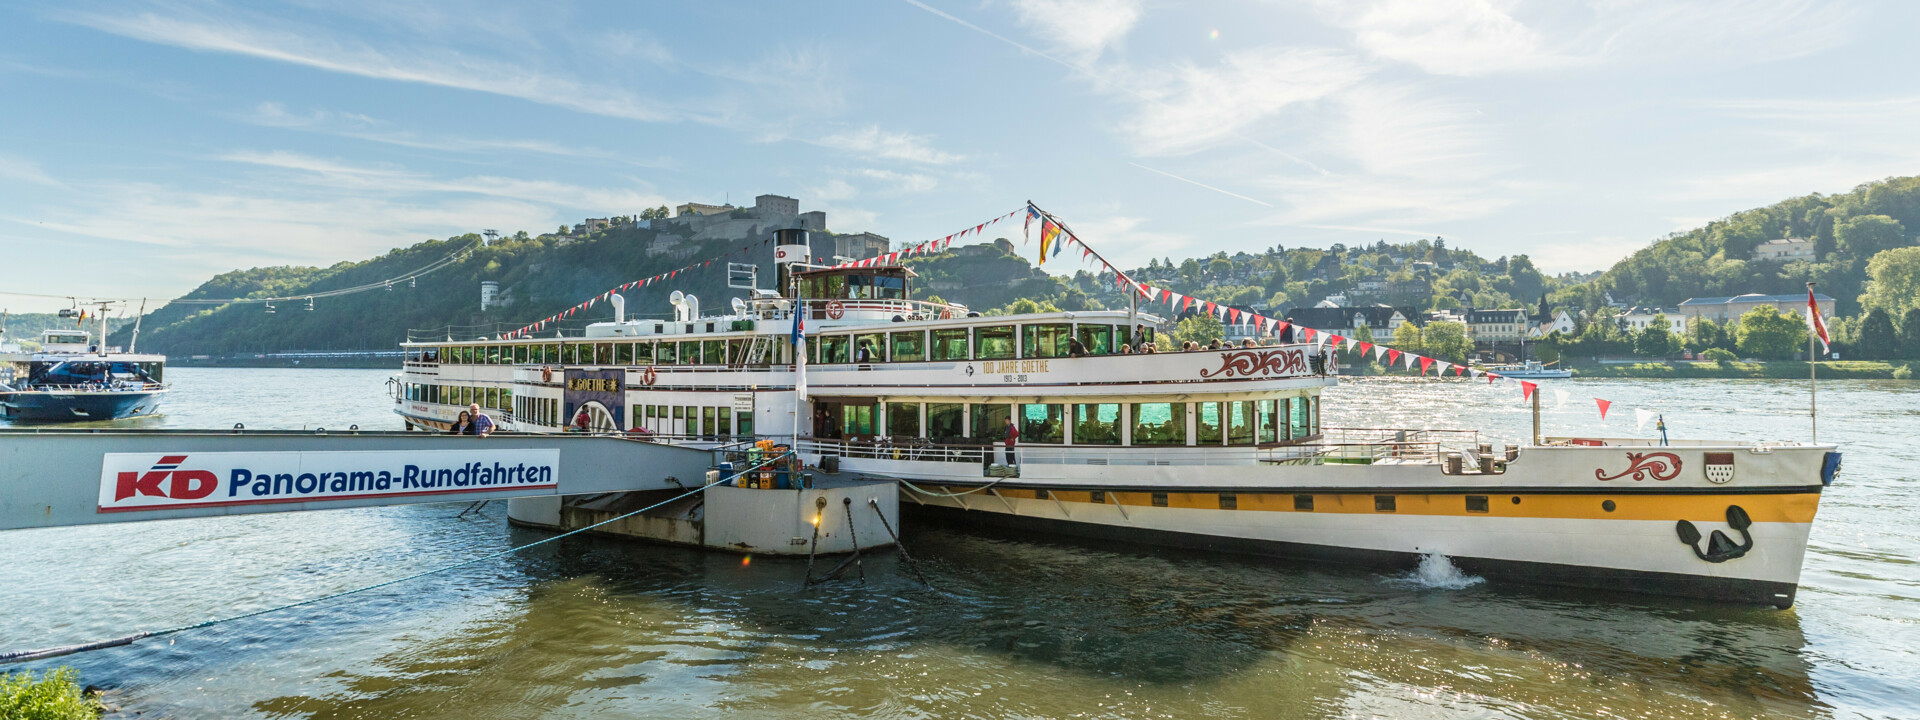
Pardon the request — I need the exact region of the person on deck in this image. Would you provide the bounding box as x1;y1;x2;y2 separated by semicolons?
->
572;407;591;432
467;403;495;436
1068;337;1088;357
448;411;472;435
1003;417;1020;467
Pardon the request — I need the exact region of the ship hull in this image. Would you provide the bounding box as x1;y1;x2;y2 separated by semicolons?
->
900;483;1816;608
0;389;164;423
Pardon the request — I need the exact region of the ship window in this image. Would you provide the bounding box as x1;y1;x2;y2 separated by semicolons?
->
970;403;1010;442
1022;324;1072;358
677;341;698;365
1257;400;1279;444
1290;397;1312;439
1152;492;1168;507
1197;402;1224;445
514;344;530;364
886;402;921;437
702;407;716;438
1466;495;1489;513
501;389;512;411
1228;401;1256;445
546;343;560;363
854;333;884;363
820;335;851;364
596;343;613;365
615;343;632;365
1072;403;1121;445
702;340;724;364
1375;496;1396;512
843;404;874;438
928;403;965;442
737;410;754;437
1076;324;1112;355
655;342;677;364
1131;403;1186;446
1020;403;1064;444
1219;493;1237;510
931;329;969;361
1294;494;1313;511
1091;491;1106;504
635;342;653;364
890;331;925;362
718;407;731;437
974;326;1015;359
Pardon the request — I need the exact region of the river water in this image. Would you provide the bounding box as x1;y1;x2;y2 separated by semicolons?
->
3;368;1916;718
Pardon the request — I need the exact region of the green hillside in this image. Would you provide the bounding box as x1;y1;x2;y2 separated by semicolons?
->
1;312;133;350
106;175;1920;357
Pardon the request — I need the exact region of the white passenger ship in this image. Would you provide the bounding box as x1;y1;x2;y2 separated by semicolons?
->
392;228;1838;607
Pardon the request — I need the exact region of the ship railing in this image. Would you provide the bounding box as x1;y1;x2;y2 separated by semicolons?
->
795;297;968;322
10;382;167;393
787;437;1449;468
1320;426;1480;447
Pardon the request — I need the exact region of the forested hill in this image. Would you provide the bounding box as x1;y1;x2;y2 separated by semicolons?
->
1592;175;1920;313
105;224;1070;355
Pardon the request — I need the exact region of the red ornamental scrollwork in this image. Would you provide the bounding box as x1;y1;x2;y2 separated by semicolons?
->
1199;349;1305;378
1594;451;1683;481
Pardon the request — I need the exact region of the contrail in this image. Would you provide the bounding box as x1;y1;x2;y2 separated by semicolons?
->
1128;162;1273;207
901;0;1330;176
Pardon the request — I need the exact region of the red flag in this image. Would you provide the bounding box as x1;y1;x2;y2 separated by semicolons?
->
1454;365;1466;376
1358;342;1373;355
1274;321;1290;336
1329;334;1345;346
1387;348;1401;365
1419;356;1434;374
1806;287;1830;354
1486;372;1498;383
1596;398;1612;419
1229;308;1241;323
1302;328;1317;342
1521;381;1537;400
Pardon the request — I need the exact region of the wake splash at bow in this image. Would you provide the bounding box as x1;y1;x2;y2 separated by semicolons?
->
1391;552;1486;590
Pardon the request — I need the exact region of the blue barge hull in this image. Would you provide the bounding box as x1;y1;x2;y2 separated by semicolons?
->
0;390;164;423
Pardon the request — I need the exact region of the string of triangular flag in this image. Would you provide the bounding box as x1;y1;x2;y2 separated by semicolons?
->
507;206;1030;339
1024;202;1650;427
825;207;1028;269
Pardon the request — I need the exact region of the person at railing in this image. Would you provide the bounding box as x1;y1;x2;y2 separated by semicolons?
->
1118;344;1133;354
1240;338;1257;348
1208;338;1225;350
448;411;473;435
571;407;591;433
1142;342;1158;353
1002;417;1020;467
1068;337;1088;358
468;403;495;436
856;340;878;363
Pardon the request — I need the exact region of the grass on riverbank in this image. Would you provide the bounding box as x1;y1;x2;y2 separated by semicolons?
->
1571;360;1915;379
0;668;102;720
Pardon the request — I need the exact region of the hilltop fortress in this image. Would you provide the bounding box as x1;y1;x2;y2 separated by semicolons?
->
550;193;891;262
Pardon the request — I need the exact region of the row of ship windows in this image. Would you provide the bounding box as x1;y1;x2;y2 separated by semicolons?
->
406;323;1162;367
406;383;511;412
816;398;1319;446
633;405;756;438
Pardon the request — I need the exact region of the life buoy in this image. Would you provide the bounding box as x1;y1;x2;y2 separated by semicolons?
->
540;366;553;383
939;307;953;320
825;300;846;319
641;366;659;386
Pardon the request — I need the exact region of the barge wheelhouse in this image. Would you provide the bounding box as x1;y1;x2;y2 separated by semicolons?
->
392;229;1834;606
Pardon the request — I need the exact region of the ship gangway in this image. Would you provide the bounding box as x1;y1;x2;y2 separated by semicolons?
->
0;428;897;556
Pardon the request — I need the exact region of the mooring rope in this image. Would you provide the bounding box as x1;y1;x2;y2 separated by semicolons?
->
895;477;1004;498
0;452;795;665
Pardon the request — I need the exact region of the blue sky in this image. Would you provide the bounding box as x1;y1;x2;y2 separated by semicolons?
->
2;0;1917;313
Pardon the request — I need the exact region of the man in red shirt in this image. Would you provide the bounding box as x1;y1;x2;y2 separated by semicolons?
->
1003;417;1020;467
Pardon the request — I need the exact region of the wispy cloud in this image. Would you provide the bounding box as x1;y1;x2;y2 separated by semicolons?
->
814;126;966;165
1122;47;1370;159
245;102;670;165
0;154;64;187
1007;0;1142;65
855;168;940;194
1316;0;1555;76
63;7;696;123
